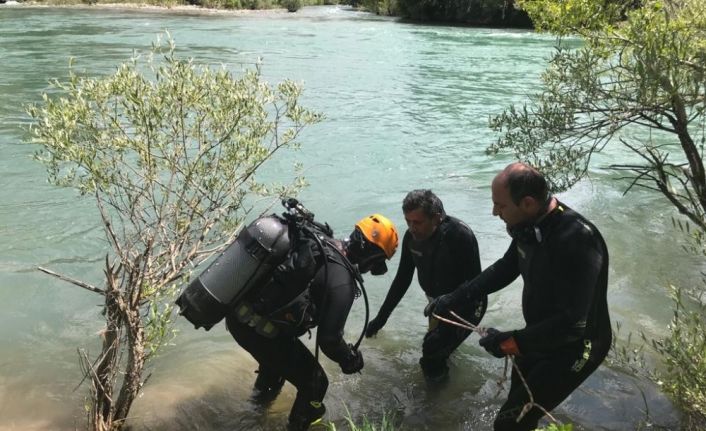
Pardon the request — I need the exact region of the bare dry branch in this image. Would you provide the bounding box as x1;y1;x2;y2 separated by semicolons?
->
37;266;104;294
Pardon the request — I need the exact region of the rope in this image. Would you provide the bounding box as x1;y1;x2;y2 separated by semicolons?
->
432;310;562;426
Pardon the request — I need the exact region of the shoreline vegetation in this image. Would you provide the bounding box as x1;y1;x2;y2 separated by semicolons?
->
4;1;307;14
3;0;533;27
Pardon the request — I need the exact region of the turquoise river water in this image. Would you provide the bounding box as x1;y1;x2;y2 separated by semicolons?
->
0;4;693;430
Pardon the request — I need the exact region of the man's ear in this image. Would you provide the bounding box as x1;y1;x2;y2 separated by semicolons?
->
520;196;539;214
432;213;443;226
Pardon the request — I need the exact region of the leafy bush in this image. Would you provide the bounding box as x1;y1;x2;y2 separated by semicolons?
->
653;286;706;428
281;0;302;11
361;0;398;15
395;0;531;26
27;34;320;430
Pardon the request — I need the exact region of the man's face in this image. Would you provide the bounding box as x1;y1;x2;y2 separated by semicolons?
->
491;177;529;229
404;208;440;241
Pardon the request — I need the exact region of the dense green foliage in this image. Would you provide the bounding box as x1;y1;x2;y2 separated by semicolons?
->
395;0;531;26
187;0;339;9
356;0;397;16
491;1;706;428
492;0;706;228
21;0;341;10
357;0;531;26
652;285;706;428
26;34;320;429
489;0;706;198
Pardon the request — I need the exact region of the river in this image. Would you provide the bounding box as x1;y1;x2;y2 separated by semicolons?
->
0;4;690;430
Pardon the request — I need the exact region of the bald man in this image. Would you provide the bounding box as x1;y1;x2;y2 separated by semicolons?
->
426;162;611;431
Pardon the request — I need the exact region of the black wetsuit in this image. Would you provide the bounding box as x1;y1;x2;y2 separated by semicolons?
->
225;247;358;427
372;216;487;377
454;202;610;430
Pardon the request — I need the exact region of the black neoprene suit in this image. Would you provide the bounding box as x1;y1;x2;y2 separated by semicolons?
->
373;216;487;376
454;202;611;430
225;257;357;424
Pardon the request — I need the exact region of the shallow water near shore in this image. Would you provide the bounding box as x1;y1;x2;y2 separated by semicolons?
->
0;4;689;430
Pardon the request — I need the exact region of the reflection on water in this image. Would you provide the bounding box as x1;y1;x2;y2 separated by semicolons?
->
0;4;688;430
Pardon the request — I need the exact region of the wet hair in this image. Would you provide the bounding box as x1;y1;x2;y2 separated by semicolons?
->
506;166;550;205
402;189;445;218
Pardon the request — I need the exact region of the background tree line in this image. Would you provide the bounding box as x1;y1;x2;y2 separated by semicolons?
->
358;0;532;27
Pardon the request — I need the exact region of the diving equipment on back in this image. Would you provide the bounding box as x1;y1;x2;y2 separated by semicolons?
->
176;213;292;330
177;198;335;330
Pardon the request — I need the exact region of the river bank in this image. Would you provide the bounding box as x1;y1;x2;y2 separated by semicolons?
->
3;1;298;15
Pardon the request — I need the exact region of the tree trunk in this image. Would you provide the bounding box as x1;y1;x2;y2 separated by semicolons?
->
113;309;146;429
91;265;123;431
671;93;706;215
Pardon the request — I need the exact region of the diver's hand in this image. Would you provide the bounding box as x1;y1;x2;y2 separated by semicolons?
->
365;315;386;338
340;345;364;374
479;328;519;358
423;293;454;317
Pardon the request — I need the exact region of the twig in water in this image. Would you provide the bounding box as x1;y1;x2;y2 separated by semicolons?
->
37;266;104;294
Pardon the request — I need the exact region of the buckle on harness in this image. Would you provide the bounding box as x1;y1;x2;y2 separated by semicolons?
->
235;303;280;338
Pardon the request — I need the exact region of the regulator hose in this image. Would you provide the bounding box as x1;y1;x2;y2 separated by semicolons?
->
325;240;369;351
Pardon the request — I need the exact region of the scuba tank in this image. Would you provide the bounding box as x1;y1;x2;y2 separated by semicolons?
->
176;215;291;330
176;198;371;349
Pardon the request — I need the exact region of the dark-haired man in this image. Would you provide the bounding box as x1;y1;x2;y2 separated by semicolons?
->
365;189;486;381
426;162;611;431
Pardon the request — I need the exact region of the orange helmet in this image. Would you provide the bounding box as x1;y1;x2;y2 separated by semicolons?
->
354;214;399;259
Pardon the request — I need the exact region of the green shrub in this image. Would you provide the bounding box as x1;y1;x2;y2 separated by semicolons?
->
281;0;302;11
223;0;242;8
612;283;706;430
26;33;320;431
326;410;399;431
651;286;706;429
395;0;530;25
361;0;397;15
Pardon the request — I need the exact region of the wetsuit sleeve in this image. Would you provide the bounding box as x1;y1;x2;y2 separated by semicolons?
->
316;263;357;363
514;224;605;355
449;241;519;304
373;232;415;322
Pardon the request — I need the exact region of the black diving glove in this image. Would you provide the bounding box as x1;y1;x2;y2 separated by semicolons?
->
365;315;387;338
479;328;520;358
340;345;364;374
424;279;486;318
423;293;455;317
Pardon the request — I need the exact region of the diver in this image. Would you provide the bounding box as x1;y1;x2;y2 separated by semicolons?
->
225;211;399;430
365;189;486;382
425;163;611;431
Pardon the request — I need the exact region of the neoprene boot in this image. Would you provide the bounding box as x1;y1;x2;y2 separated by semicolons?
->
251;369;285;405
419;356;449;384
286;399;326;431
